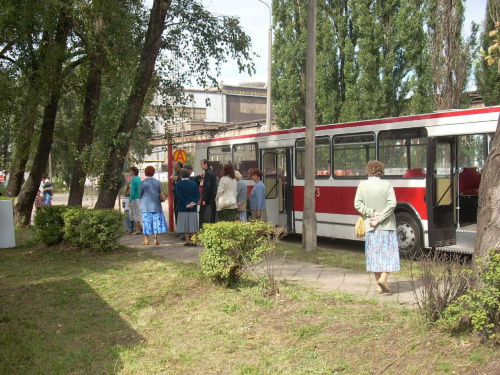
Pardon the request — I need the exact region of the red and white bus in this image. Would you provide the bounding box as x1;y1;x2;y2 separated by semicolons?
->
194;106;500;256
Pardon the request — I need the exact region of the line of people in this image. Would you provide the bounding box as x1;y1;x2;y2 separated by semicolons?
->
123;159;267;247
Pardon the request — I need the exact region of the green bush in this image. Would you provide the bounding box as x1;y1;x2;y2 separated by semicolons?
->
197;220;274;284
440;248;500;343
76;209;125;252
34;206;69;245
62;206;88;247
36;206;124;251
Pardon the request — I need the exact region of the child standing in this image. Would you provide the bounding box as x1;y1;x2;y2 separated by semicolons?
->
122;187;135;235
35;190;43;210
42;180;54;206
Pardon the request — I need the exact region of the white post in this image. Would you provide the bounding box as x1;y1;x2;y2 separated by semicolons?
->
0;200;16;248
257;0;272;132
266;25;272;132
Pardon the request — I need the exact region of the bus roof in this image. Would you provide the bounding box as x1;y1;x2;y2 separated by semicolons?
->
196;106;500;144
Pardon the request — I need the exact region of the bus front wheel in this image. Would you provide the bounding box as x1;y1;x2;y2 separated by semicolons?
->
396;212;422;259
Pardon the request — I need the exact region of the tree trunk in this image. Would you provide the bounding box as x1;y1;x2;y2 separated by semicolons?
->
67;19;105;206
4;77;41;197
474;116;500;283
95;0;172;209
14;2;71;225
302;0;317;252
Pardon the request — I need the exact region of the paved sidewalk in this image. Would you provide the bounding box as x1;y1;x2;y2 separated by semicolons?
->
120;232;419;307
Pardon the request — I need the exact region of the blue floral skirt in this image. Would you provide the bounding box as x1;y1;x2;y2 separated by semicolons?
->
365;230;401;272
141;212;168;235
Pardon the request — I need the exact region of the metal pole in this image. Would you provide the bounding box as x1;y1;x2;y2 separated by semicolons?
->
266;26;272;132
257;0;272;132
48;152;53;181
167;136;174;232
302;0;317;252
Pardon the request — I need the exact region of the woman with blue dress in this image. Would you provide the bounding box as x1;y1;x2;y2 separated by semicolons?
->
250;169;267;221
140;166;168;246
354;160;400;294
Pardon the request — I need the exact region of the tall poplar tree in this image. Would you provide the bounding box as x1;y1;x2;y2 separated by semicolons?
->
476;0;500;105
340;0;428;121
272;0;308;129
316;0;354;124
272;0;430;128
427;0;472;110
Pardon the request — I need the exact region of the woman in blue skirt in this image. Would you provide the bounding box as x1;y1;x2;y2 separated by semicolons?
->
140;166;168;246
175;168;201;246
354;160;400;294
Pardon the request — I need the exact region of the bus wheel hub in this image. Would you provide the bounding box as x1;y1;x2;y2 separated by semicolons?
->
397;223;414;250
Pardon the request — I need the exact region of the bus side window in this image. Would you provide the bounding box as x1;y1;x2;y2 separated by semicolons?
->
378;129;427;177
332;133;375;178
233;143;258;179
296;137;331;179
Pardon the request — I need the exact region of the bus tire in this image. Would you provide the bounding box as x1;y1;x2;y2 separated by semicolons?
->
396;212;422;259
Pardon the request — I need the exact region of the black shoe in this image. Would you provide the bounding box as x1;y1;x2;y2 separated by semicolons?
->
189;243;196;247
183;243;191;247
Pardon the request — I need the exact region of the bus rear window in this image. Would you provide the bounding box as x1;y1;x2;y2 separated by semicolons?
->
333;133;375;177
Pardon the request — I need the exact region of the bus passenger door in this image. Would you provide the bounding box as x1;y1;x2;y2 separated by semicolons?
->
427;137;456;247
261;149;292;229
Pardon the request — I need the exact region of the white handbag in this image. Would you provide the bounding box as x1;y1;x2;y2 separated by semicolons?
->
217;193;236;209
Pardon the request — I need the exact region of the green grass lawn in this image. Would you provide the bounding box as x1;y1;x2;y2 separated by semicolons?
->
0;228;497;374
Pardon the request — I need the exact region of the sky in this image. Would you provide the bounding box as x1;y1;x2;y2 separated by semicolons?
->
146;0;489;87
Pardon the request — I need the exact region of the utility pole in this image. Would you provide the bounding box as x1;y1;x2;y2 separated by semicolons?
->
257;0;272;132
302;0;317;252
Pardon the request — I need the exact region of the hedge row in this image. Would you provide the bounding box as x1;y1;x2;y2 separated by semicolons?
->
34;205;124;251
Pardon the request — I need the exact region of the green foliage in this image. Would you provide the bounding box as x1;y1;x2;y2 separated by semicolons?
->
62;206;88;247
476;7;500;106
78;209;124;252
197;221;275;284
440;249;500;343
34;206;69;246
272;0;432;128
64;208;124;252
35;205;124;251
426;0;475;110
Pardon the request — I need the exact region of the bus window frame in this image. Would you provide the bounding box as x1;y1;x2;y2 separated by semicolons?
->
232;142;259;179
377;128;428;178
295;136;331;180
207;142;259;180
332;132;375;179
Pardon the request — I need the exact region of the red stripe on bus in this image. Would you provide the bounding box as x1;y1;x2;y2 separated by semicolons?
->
292;185;427;219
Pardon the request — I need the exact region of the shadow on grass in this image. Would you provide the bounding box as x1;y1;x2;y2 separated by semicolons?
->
0;278;145;374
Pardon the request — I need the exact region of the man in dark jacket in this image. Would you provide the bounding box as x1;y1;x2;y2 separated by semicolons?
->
199;159;217;228
170;161;183;223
